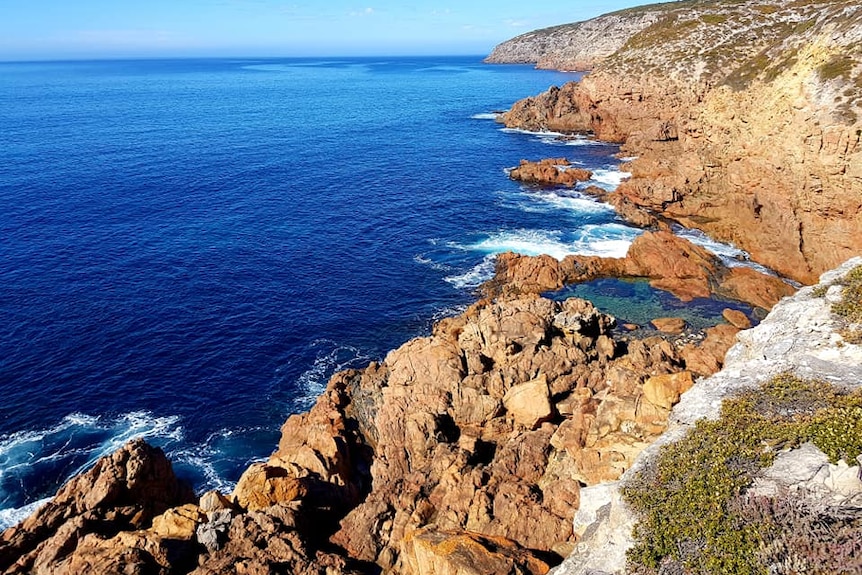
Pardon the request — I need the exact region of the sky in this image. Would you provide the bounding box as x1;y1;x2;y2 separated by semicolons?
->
0;1;661;61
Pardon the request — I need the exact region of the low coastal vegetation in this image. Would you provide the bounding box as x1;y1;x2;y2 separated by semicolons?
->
812;263;862;343
622;374;862;575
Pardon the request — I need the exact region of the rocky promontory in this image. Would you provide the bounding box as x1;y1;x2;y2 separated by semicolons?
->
495;0;862;285
0;288;753;573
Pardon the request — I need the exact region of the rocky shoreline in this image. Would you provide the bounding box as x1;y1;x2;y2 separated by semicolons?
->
494;0;862;286
4;1;862;573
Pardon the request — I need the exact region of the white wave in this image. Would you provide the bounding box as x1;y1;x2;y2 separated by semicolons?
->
500;127;567;138
563;136;604;146
500;127;607;147
292;340;371;409
471;113;499;120
517;189;615;215
459;223;643;261
444;255;497;289
672;226;778;276
590;169;631;191
463;224;641;261
571;223;643;257
413;254;452;272
0;498;50;531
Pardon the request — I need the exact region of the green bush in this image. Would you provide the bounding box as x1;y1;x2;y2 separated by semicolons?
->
623;374;862;575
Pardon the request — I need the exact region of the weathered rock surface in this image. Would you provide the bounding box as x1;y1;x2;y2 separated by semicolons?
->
484;10;661;71
484;230;796;311
0;439;195;575
509;158;593;187
495;0;862;285
554;257;862;575
4;293;721;575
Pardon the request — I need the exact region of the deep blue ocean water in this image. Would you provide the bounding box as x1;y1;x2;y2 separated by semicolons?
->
0;56;756;525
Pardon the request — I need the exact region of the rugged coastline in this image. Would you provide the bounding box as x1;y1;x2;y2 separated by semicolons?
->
3;1;862;574
492;0;862;285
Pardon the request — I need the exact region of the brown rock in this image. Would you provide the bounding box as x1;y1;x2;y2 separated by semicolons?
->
650;317;686;334
401;527;550;575
643;371;695;410
719;267;797;311
722;308;752;330
503;375;554;429
509;158;593;187
150;504;206;540
0;439;194;574
232;464;308;511
681;324;741;377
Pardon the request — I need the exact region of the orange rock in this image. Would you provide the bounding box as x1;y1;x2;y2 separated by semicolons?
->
650;317;686;334
509;158;593;187
232;464;308;511
643;371;695;410
401;527;550;575
722;308;752;329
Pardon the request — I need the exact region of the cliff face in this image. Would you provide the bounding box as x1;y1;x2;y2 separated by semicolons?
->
484;10;661;70
497;0;862;285
0;290;746;575
556;257;862;575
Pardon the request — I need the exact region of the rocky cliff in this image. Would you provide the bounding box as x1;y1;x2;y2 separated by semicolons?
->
495;0;862;285
556;257;862;575
4;256;858;575
484;9;661;70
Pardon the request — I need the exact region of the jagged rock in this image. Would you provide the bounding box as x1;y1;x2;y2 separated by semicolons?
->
232;464;308;511
0;439;194;575
642;371;694;410
679;324;740;377
503;375;554;429
198;490;234;513
509;158;593;187
196;509;233;553
150;504;205;540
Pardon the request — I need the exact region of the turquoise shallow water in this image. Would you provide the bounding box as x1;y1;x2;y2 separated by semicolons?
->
553;278;759;331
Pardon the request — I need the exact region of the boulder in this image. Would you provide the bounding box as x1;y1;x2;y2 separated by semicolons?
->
642;371;695;410
509;158;593;187
503;375;554;428
722;308;752;329
650;317;686;334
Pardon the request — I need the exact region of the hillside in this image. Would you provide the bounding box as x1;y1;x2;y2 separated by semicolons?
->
494;0;862;284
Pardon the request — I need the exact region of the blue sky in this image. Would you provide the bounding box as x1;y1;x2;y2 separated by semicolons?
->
1;1;659;60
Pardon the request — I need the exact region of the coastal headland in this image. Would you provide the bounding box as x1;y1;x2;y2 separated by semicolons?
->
3;1;861;574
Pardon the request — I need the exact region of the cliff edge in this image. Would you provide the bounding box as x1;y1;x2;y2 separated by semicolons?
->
555;257;862;575
494;0;862;285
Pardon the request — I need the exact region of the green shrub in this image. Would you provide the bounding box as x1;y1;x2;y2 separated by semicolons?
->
623;374;862;575
832;265;862;323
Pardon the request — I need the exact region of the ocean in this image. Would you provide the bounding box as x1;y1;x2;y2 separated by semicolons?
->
0;56;754;526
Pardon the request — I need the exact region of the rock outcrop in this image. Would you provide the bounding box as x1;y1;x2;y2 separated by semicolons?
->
509;158;593;187
494;0;862;285
1;292;743;574
0;439;196;575
484;10;661;71
484;230;796;312
555;257;862;575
